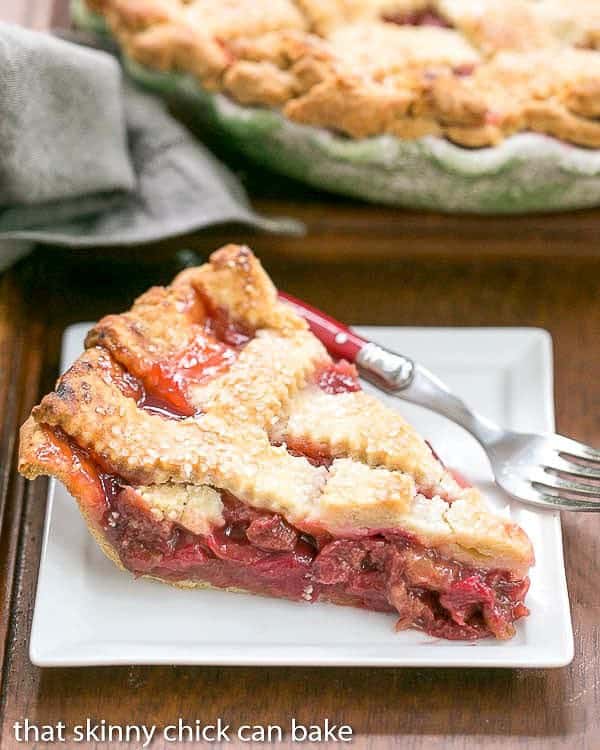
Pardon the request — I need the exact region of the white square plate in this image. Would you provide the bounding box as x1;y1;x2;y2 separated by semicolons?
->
30;324;573;667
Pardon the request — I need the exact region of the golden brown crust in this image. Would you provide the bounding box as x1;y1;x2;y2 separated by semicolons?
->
83;0;600;147
442;49;600;148
295;0;396;35
224;61;300;106
284;74;416;140
19;244;534;577
437;0;557;55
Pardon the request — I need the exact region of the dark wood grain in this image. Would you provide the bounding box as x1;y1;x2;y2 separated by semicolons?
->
0;248;598;750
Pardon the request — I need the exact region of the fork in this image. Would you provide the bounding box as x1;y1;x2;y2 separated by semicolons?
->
280;292;600;512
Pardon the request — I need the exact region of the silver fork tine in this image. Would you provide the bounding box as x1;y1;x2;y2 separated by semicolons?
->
554;435;600;463
526;487;600;512
530;469;600;498
544;455;600;480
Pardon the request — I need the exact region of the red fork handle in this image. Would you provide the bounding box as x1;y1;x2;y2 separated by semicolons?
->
278;291;367;362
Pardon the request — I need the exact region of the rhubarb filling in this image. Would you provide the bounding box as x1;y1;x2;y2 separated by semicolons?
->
382;7;452;29
37;427;529;641
135;305;252;416
93;305;253;418
105;476;529;640
316;360;361;395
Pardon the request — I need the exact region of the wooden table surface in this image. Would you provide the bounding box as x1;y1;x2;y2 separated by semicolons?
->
1;245;599;750
1;3;600;749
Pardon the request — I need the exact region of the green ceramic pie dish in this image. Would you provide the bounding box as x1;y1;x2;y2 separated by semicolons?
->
72;0;600;214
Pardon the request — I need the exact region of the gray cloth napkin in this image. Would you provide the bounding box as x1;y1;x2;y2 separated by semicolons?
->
0;23;302;271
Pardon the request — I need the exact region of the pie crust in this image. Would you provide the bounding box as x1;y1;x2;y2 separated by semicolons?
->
20;245;533;640
82;0;600;147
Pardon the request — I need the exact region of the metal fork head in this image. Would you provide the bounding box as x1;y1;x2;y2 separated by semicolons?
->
488;431;600;512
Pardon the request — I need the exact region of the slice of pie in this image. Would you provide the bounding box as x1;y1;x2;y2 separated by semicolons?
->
19;245;533;640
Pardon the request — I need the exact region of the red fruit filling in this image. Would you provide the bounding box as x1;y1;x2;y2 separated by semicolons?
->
286;444;334;469
140;337;237;417
139;306;252;417
382;7;452;28
96;305;253;419
316;360;361;395
453;63;476;77
100;478;527;641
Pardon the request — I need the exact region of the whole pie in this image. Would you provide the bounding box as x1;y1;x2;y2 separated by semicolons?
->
19;245;533;640
81;0;600;147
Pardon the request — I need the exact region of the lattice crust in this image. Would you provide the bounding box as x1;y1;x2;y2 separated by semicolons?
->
189;330;328;428
137;483;225;535
316;458;414;529
19;245;533;573
87;245;295;352
327;22;480;72
535;0;600;49
295;0;400;34
437;0;557;54
84;0;600;148
438;48;600;147
441;0;600;52
173;245;300;330
274;385;459;496
84;281;200;370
